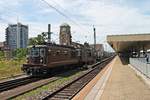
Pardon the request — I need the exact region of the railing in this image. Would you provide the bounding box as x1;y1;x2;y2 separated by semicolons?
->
129;58;150;78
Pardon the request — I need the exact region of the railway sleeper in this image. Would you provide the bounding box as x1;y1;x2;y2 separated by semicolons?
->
52;95;71;99
50;97;68;100
0;79;36;92
69;84;83;87
62;89;77;92
58;91;75;94
55;92;73;96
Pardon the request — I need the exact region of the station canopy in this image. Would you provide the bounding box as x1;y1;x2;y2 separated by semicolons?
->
107;34;150;53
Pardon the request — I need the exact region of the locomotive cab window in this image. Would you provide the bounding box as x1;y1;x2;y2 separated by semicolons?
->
40;48;45;57
29;47;46;57
31;47;39;57
77;49;81;57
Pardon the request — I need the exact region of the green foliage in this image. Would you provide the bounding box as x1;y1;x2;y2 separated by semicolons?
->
0;51;4;60
12;48;27;60
28;32;48;46
28;38;37;45
0;59;25;79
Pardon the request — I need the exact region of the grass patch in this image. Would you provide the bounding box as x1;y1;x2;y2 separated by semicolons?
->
14;68;85;100
0;59;25;79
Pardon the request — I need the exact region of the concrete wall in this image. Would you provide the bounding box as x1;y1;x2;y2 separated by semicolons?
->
130;58;150;78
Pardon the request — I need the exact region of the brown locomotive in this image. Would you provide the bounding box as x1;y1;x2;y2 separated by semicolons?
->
22;23;96;76
22;42;95;76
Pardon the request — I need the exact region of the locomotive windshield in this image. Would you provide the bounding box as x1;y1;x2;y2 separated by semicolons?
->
27;45;46;57
31;47;39;57
30;47;45;57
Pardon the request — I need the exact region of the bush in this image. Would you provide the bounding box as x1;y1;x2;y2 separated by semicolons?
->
12;48;27;60
0;51;4;60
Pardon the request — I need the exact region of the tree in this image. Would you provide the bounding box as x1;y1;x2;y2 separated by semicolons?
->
12;48;27;60
28;32;48;46
28;38;37;46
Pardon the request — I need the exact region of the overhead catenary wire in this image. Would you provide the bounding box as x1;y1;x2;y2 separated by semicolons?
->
40;0;92;35
50;0;98;28
0;0;91;43
40;0;78;26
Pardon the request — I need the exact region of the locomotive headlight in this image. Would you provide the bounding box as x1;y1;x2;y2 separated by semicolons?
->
40;58;43;63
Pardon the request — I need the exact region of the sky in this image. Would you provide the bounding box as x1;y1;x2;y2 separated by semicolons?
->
1;0;150;51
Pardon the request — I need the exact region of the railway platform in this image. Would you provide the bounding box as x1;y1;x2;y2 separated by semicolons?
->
73;56;150;100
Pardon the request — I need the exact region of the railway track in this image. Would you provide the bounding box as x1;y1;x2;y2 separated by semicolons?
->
0;76;41;92
0;74;26;82
0;56;114;99
0;68;85;99
37;56;114;100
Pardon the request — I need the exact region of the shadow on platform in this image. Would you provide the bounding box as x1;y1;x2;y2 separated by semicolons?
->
119;56;129;65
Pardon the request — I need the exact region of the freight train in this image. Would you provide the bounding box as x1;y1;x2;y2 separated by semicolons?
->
22;42;95;76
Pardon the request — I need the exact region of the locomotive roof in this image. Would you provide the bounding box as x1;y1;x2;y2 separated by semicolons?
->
48;44;78;49
28;45;47;48
28;44;76;49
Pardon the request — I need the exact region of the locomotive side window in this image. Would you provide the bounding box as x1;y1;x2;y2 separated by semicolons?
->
77;49;81;57
40;48;45;57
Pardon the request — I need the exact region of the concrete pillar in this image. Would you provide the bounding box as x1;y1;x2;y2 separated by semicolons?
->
137;50;140;58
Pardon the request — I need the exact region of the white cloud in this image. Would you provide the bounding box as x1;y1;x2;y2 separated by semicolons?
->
65;0;150;39
1;0;150;52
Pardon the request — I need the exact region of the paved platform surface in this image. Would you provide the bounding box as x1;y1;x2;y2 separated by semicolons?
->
100;56;150;100
73;56;150;100
73;57;115;100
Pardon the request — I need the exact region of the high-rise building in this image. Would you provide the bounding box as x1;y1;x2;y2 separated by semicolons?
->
6;23;28;50
59;23;72;46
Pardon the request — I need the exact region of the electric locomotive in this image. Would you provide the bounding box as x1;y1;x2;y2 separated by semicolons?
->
22;43;94;76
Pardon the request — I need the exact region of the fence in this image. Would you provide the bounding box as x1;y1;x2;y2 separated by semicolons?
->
129;58;150;78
